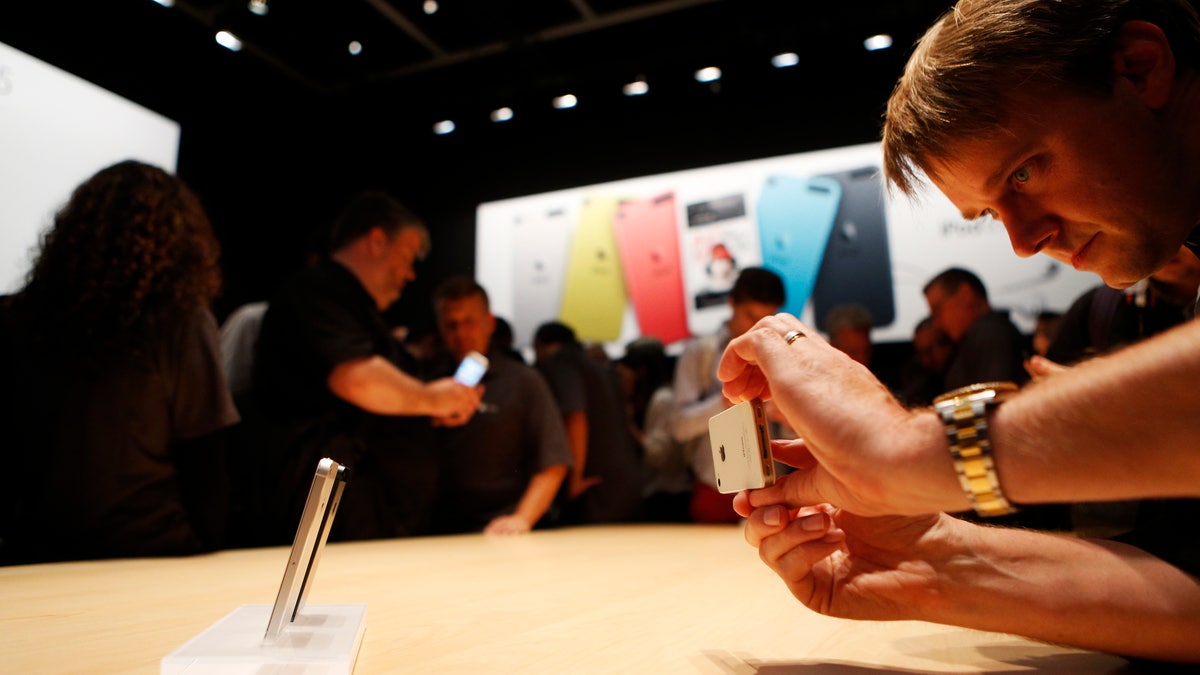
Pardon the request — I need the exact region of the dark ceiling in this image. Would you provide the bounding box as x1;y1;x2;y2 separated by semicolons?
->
4;0;954;138
1;0;955;315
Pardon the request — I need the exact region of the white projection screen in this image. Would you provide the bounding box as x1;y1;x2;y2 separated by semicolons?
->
477;142;1102;352
0;41;181;294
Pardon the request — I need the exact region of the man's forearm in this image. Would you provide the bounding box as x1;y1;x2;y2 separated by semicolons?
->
995;319;1200;504
924;517;1200;662
564;411;589;482
327;355;435;415
514;465;569;525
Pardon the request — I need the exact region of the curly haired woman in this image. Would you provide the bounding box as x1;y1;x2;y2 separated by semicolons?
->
0;160;239;564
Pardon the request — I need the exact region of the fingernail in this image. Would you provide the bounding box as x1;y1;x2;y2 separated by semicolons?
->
800;513;827;531
763;506;784;527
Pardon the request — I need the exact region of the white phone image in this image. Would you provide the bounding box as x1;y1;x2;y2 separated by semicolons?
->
453;350;489;386
708;399;775;494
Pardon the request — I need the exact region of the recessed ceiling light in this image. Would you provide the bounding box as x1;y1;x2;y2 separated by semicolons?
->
490;107;514;122
215;31;243;52
552;94;578;109
433;120;456;135
623;79;649;96
248;0;269;16
694;66;721;83
771;52;799;68
864;34;893;51
348;41;363;56
151;0;175;7
424;0;439;14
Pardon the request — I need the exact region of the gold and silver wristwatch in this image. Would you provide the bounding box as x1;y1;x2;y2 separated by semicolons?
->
932;381;1019;517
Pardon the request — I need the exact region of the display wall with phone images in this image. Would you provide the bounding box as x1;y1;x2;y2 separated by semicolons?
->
477;142;1100;353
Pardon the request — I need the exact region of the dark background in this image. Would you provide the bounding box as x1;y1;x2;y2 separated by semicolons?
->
1;0;955;330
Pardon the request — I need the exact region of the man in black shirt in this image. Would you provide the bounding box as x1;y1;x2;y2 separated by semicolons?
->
430;277;570;535
534;322;643;524
923;267;1030;390
254;192;480;541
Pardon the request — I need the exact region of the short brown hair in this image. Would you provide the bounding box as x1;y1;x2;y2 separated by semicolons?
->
329;191;430;256
729;267;785;307
924;267;988;302
883;0;1200;195
432;275;490;312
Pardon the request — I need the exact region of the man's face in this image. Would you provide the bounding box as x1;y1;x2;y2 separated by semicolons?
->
924;283;975;342
913;326;952;373
728;299;779;337
379;227;425;306
832;328;872;367
929;87;1190;290
436;293;494;361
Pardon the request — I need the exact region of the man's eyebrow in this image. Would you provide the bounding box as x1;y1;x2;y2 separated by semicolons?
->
985;143;1031;191
953;146;1030;220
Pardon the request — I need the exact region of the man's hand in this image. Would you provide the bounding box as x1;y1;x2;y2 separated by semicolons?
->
569;473;603;499
429;378;484;427
718;315;969;516
738;496;947;621
484;514;533;535
1025;354;1069;380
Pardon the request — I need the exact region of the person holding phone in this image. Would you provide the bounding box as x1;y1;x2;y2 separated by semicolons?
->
724;0;1200;662
253;192;481;542
430;277;571;535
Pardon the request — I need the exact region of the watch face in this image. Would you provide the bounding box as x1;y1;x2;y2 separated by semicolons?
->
935;381;1019;404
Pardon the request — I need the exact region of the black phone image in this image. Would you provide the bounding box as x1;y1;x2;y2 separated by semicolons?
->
811;166;896;329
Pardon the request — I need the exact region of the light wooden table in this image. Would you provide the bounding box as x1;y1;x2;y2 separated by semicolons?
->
1;524;1133;673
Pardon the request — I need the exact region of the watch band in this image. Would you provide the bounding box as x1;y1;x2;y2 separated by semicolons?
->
933;381;1019;517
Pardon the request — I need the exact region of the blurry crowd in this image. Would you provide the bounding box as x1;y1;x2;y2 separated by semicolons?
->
3;160;1198;565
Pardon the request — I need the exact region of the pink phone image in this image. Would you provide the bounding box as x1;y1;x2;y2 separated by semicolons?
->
613;192;690;345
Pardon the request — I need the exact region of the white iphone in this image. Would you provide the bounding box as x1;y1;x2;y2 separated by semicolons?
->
708;399;775;494
453;350;489;386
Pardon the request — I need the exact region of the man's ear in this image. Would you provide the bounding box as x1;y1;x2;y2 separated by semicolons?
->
366;226;389;255
1112;20;1176;109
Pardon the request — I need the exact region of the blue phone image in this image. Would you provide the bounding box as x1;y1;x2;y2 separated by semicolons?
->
756;174;843;317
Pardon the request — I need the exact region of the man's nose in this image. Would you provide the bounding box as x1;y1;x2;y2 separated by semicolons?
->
996;200;1056;258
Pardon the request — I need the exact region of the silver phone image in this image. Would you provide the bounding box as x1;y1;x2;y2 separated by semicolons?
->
708;399;775;493
453;350;489;386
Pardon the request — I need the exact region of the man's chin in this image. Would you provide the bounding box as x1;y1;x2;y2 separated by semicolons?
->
1098;270;1151;291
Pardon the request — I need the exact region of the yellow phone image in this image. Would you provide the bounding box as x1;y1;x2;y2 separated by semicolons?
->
559;195;628;342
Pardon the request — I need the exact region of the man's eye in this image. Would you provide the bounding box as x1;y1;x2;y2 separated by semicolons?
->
1012;166;1031;183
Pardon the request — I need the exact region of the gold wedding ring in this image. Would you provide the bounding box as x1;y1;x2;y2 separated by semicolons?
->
784;329;806;345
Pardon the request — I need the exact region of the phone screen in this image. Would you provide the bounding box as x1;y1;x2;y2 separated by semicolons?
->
453;352;488;386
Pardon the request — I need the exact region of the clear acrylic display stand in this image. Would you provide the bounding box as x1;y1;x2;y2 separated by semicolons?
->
163;458;363;674
160;602;366;675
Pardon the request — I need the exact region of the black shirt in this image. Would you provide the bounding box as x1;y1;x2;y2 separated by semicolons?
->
943;310;1030;391
536;344;643;524
1;299;238;564
255;259;436;540
432;350;571;533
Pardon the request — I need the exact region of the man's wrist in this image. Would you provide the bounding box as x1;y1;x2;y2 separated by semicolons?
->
915;410;977;514
933;382;1019;517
